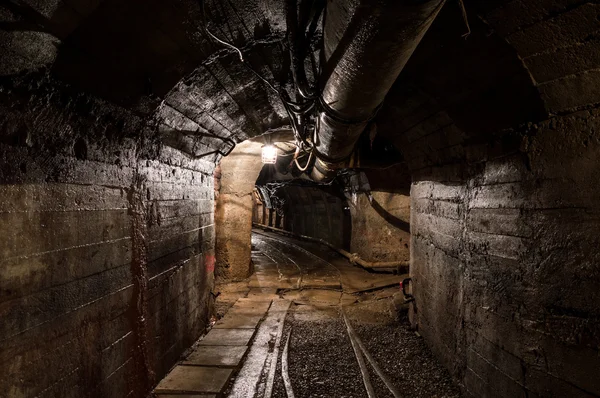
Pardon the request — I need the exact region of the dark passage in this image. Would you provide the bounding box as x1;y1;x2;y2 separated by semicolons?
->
1;0;599;397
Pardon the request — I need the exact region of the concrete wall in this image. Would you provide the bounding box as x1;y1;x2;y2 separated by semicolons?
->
0;79;216;397
346;191;410;263
282;185;349;249
373;2;600;396
343;167;412;263
214;141;263;280
410;110;600;397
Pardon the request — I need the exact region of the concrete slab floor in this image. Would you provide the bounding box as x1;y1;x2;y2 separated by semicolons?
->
227;299;292;397
183;346;249;368
300;277;341;290
247;287;280;300
154;233;414;398
248;276;296;289
282;289;342;306
156;395;216;398
153;295;273;397
213;313;264;329
199;329;256;346
154;366;233;395
230;298;272;312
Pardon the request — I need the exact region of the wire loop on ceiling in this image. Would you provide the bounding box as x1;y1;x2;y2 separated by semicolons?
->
200;0;324;171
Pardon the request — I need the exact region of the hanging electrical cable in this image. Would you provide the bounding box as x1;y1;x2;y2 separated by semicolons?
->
292;146;314;172
286;0;324;100
200;0;323;173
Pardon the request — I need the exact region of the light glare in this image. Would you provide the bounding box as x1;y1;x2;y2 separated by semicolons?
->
262;145;278;164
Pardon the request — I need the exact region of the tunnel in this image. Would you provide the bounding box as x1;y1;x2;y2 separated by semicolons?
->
1;0;599;396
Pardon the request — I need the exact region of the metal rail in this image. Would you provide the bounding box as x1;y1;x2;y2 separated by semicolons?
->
282;330;295;398
256;238;303;289
343;312;377;398
253;230;343;279
264;308;287;398
254;232;403;398
253;224;409;272
343;309;403;398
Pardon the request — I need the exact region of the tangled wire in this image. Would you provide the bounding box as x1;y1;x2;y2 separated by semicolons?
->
200;0;325;170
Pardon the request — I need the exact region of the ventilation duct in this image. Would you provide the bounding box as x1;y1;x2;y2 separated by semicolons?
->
311;0;446;181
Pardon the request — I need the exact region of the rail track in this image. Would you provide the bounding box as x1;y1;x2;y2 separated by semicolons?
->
250;231;403;398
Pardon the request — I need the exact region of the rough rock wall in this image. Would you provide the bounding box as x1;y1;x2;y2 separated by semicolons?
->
0;77;216;397
409;110;600;397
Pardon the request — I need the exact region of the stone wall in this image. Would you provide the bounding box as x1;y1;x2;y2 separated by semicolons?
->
374;2;600;395
0;77;216;397
346;191;410;263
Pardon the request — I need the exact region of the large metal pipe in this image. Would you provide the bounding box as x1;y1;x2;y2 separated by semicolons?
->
311;0;446;181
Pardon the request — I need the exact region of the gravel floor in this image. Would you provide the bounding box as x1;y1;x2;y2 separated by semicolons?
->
272;304;367;398
268;301;461;398
352;315;461;398
220;233;462;398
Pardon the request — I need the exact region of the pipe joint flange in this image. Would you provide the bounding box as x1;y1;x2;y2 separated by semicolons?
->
318;96;373;126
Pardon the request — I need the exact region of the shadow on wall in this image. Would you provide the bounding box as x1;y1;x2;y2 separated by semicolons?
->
341;165;412;263
367;193;410;233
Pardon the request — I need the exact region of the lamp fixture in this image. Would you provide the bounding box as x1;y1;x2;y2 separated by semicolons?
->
261;145;278;164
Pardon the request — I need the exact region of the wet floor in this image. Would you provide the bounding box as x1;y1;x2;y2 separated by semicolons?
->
214;230;461;398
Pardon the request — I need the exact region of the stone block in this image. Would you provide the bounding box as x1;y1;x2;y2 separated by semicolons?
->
525;36;600;83
213;313;263;329
154;365;233;394
539;70;600;113
183;345;248;368
506;4;600;57
199;329;255;346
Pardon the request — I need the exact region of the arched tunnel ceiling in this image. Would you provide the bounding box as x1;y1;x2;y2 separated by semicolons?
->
1;0;597;167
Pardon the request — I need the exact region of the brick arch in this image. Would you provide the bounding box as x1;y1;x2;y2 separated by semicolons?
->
480;1;600;115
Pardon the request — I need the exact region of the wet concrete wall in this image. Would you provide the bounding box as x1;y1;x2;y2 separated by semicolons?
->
0;77;216;397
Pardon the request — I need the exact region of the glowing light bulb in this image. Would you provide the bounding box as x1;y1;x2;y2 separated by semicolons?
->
261;145;278;164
